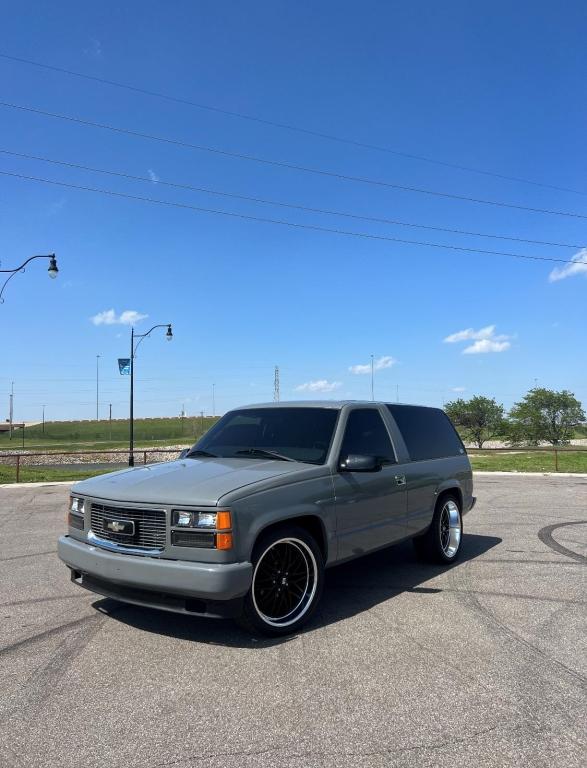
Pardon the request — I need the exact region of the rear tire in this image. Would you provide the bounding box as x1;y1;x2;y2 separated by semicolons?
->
237;526;324;636
413;494;462;564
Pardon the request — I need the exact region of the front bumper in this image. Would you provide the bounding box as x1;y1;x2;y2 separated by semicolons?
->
58;535;252;616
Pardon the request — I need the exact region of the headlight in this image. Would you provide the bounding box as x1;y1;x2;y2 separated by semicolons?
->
68;496;85;530
70;496;85;515
171;509;231;530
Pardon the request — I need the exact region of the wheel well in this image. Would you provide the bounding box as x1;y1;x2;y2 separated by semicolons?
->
256;516;328;562
437;486;463;511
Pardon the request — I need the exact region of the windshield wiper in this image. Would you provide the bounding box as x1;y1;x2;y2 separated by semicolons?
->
186;449;218;458
235;448;296;462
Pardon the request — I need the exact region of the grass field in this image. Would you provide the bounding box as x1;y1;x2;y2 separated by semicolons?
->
0;416;218;452
0;465;113;484
469;450;587;473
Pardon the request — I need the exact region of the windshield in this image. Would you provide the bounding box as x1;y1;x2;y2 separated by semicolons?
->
190;407;339;464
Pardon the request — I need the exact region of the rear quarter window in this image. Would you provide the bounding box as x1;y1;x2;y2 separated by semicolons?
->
386;405;465;461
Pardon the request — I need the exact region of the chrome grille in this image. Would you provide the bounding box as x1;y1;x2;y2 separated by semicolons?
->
90;503;166;550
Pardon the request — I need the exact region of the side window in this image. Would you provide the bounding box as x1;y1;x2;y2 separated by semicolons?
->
339;409;396;464
386;405;464;461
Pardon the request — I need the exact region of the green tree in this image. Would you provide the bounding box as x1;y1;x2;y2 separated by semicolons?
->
444;396;505;448
508;388;585;446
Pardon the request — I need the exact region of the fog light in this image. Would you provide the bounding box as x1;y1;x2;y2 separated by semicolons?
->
68;513;84;531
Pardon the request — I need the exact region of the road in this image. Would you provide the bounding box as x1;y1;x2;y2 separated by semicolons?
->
0;475;585;768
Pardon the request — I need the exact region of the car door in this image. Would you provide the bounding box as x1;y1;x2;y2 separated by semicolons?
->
333;407;407;561
385;405;467;536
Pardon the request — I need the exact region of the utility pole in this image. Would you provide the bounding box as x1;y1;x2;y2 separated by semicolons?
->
96;354;100;420
9;382;13;440
42;404;45;434
181;403;185;434
200;410;204;434
212;383;216;417
274;365;280;402
370;355;374;401
109;403;112;440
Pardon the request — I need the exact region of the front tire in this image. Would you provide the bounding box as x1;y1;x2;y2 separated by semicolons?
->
413;495;462;564
237;526;324;636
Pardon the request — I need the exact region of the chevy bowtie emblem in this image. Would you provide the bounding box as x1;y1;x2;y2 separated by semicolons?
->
107;520;126;532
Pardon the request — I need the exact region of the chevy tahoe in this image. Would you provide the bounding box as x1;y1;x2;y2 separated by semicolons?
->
58;401;475;635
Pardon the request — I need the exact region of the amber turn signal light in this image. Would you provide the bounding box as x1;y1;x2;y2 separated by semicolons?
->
216;510;232;531
216;532;233;550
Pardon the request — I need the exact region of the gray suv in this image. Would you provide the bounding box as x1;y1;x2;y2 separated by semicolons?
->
58;401;475;635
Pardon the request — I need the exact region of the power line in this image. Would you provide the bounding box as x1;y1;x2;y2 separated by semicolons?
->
2;100;586;221
1;148;581;250
0;168;577;265
1;51;584;197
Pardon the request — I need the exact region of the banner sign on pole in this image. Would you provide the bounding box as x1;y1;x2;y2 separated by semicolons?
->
118;358;131;375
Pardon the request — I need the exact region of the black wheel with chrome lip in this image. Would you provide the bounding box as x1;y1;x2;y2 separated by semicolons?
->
238;526;324;636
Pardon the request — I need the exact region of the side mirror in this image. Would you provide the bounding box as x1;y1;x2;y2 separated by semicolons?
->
178;448;190;460
339;454;381;472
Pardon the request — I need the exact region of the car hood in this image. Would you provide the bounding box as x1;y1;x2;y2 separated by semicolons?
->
73;457;323;506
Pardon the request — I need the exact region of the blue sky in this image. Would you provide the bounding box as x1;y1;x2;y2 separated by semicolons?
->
1;0;586;422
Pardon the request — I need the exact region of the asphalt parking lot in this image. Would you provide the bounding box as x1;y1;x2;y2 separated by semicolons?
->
1;475;585;768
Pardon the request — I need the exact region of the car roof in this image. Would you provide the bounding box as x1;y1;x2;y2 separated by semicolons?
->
235;400;440;410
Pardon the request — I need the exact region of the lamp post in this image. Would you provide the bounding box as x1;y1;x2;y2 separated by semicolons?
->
96;354;100;421
0;254;58;303
128;323;173;466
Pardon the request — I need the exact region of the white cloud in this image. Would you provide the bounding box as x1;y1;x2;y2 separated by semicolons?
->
443;324;511;355
451;386;466;392
147;169;160;184
295;379;342;393
548;248;587;282
91;309;148;326
463;339;511;354
349;355;396;375
443;325;496;343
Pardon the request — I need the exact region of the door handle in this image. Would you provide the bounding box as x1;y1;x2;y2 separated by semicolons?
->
395;474;406;486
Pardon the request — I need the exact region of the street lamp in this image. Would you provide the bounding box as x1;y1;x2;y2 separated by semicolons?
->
0;253;59;303
128;323;173;466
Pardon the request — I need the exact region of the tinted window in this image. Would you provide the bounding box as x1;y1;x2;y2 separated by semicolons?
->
339;409;395;464
386;405;464;461
194;407;339;464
